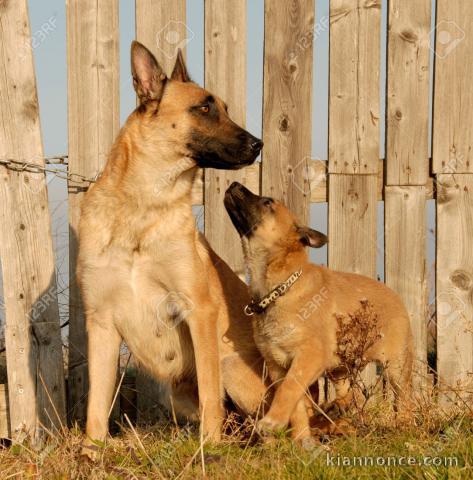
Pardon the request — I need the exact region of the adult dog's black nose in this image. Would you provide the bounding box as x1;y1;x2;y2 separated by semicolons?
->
250;139;264;152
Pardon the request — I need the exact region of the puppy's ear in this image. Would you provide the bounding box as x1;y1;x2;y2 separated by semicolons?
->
131;41;167;104
170;49;191;82
297;226;327;248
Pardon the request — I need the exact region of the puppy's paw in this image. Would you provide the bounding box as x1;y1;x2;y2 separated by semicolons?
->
257;414;287;434
298;435;318;451
320;400;345;419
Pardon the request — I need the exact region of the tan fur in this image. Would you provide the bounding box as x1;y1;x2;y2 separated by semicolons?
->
78;44;266;457
236;198;414;441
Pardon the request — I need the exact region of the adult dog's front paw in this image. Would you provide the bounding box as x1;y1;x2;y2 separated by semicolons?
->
257;414;287;434
80;441;100;462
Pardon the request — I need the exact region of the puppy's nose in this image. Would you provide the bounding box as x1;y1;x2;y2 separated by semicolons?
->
250;139;263;151
228;181;243;191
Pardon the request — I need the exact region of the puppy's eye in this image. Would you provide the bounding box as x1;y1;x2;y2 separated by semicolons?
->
263;198;273;208
200;104;210;113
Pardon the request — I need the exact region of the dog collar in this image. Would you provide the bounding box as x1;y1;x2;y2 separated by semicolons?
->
244;269;303;316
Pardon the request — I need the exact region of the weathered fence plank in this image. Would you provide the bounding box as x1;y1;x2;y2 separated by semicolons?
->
328;0;381;391
0;384;10;438
329;0;381;175
66;0;120;423
436;175;473;403
386;0;431;186
328;175;378;278
0;0;66;439
328;174;378;393
385;0;431;388
136;0;187;74
262;0;315;225
135;0;187;422
385;187;427;384
433;0;473;404
204;0;251;275
433;1;473;174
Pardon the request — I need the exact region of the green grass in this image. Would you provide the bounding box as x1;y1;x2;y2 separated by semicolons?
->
1;412;472;479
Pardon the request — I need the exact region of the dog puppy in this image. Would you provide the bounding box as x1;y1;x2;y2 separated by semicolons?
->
224;182;414;442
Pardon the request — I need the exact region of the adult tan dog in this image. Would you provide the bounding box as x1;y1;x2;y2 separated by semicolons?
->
78;42;267;456
224;182;414;443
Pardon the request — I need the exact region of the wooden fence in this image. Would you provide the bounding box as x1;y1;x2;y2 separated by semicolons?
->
0;0;472;440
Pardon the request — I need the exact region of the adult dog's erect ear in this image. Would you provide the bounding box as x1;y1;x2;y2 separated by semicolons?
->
170;49;191;82
131;41;167;104
297;226;327;248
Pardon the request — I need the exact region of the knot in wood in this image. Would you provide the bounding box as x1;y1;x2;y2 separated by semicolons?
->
450;270;473;291
279;114;289;132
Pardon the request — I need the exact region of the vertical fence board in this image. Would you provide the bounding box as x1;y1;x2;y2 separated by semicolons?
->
433;0;473;404
329;0;381;175
385;0;431;389
328;175;378;278
436;176;473;403
433;1;473;174
385;187;427;384
66;0;119;423
328;175;378;392
328;0;381;390
262;0;315;225
135;0;187;422
327;0;380;284
136;0;187;74
0;384;10;438
204;0;250;275
386;0;431;186
0;0;66;438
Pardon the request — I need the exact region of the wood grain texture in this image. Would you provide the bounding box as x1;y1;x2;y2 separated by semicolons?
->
262;0;315;225
328;1;381;389
385;187;427;385
328;175;378;278
436;175;473;404
329;0;381;174
0;0;66;438
386;0;431;185
0;384;9;438
136;0;187;75
66;0;119;422
433;1;473;174
135;0;187;422
204;0;251;275
328;174;378;389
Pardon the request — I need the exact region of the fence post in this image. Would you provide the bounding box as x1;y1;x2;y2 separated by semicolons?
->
433;0;473;405
385;0;431;390
66;0;120;423
262;0;315;226
135;0;187;422
328;0;381;390
204;0;255;276
0;0;66;439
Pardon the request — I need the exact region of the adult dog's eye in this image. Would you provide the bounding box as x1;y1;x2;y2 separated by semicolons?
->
200;104;210;113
